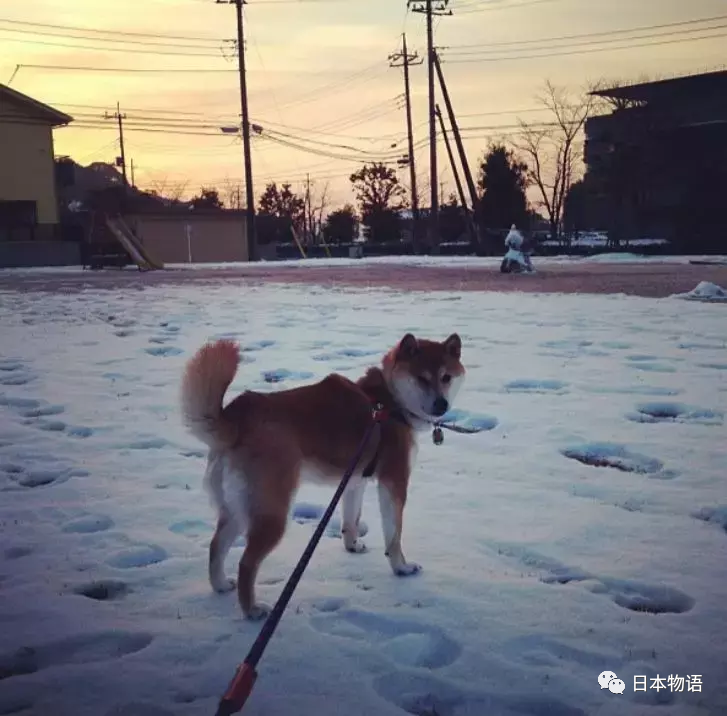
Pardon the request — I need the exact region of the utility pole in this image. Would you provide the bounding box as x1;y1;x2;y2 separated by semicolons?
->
130;159;136;189
436;103;477;244
408;0;451;252
435;105;466;211
105;102;128;189
217;0;257;261
388;33;423;253
304;173;312;245
432;50;486;250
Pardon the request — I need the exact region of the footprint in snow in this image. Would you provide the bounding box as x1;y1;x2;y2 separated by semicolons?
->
71;579;130;602
626;360;676;373
560;442;675;478
292;502;369;540
106;544;168;569
693;506;727;534
145;346;183;357
4;545;33;560
105;702;175;716
312;348;381;362
626;401;723;426
241;339;276;352
20;403;65;418
0;464;81;490
503;379;569;395
488;542;694;615
539;339;593;351
373;671;587;716
168;518;212;538
0;372;34;386
440;408;498;432
123;437;169;450
698;362;727;370
0;396;40;410
309;602;462;670
0;359;25;373
0;631;153;681
262;368;314;384
62;515;114;534
582;384;682;397
29;419;94;438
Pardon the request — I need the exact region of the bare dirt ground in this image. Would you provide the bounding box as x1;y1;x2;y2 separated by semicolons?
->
1;260;726;298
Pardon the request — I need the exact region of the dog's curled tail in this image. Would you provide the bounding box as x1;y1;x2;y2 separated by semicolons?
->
181;339;240;447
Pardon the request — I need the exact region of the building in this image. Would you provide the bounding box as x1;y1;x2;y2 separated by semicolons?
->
0;83;74;266
584;70;727;250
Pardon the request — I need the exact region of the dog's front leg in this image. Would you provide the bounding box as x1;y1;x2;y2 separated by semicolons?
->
377;477;421;576
342;476;367;553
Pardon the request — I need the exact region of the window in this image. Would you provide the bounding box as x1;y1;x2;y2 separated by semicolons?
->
0;200;38;241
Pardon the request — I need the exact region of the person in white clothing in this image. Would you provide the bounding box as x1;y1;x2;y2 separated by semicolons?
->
501;225;534;273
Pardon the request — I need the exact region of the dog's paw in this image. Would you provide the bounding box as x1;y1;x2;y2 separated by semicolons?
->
345;539;368;554
211;577;236;593
394;562;422;577
245;602;271;621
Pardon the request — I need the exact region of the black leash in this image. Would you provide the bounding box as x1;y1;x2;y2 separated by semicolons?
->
213;405;385;716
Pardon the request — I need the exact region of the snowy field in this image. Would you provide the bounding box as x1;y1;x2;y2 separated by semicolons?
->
1;282;726;716
3;252;726;280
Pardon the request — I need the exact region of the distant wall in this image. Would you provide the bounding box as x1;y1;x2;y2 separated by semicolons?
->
128;214;249;264
0;112;59;224
0;240;80;268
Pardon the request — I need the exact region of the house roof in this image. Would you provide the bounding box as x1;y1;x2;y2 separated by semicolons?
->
0;83;73;126
590;69;727;104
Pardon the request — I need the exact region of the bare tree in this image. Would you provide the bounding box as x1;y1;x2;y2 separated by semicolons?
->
148;177;189;204
516;81;598;244
222;179;244;210
310;180;330;244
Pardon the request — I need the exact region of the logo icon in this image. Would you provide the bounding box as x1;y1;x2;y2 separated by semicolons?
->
598;671;624;694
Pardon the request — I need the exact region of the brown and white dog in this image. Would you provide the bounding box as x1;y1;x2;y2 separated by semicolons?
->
180;333;465;620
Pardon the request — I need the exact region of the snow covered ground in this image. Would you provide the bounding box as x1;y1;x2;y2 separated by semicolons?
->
1;282;726;716
2;254;727;280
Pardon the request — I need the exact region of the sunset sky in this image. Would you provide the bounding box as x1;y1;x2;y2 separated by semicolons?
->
2;0;725;211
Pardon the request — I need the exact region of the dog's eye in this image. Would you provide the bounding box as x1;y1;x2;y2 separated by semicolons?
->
416;375;429;387
441;374;452;384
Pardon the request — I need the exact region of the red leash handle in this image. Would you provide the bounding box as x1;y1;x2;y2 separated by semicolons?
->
213;407;383;715
214;663;257;716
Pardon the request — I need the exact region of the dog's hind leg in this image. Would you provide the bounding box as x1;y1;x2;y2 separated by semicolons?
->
236;451;299;621
205;452;241;593
209;508;240;593
342;476;368;553
237;511;287;620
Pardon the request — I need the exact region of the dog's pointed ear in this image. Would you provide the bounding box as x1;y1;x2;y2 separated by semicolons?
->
397;333;418;360
443;333;461;360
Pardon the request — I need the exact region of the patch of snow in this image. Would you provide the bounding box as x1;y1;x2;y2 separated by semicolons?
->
670;281;727;303
0;283;726;715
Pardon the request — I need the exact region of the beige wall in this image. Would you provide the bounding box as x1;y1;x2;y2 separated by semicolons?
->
0;103;59;224
129;214;249;264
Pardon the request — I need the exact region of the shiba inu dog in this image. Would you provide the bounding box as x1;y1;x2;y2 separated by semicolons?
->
180;332;465;620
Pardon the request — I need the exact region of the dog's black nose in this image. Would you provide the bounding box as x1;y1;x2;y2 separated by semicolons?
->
432;397;449;416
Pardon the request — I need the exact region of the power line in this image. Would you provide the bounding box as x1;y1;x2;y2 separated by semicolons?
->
0;16;226;42
443;27;727;63
446;21;727;57
0;33;232;58
18;63;238;73
455;0;558;16
448;12;727;49
0;22;230;48
51;102;210;117
258;61;388;112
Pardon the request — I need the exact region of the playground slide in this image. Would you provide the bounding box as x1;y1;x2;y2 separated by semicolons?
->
105;217;164;270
